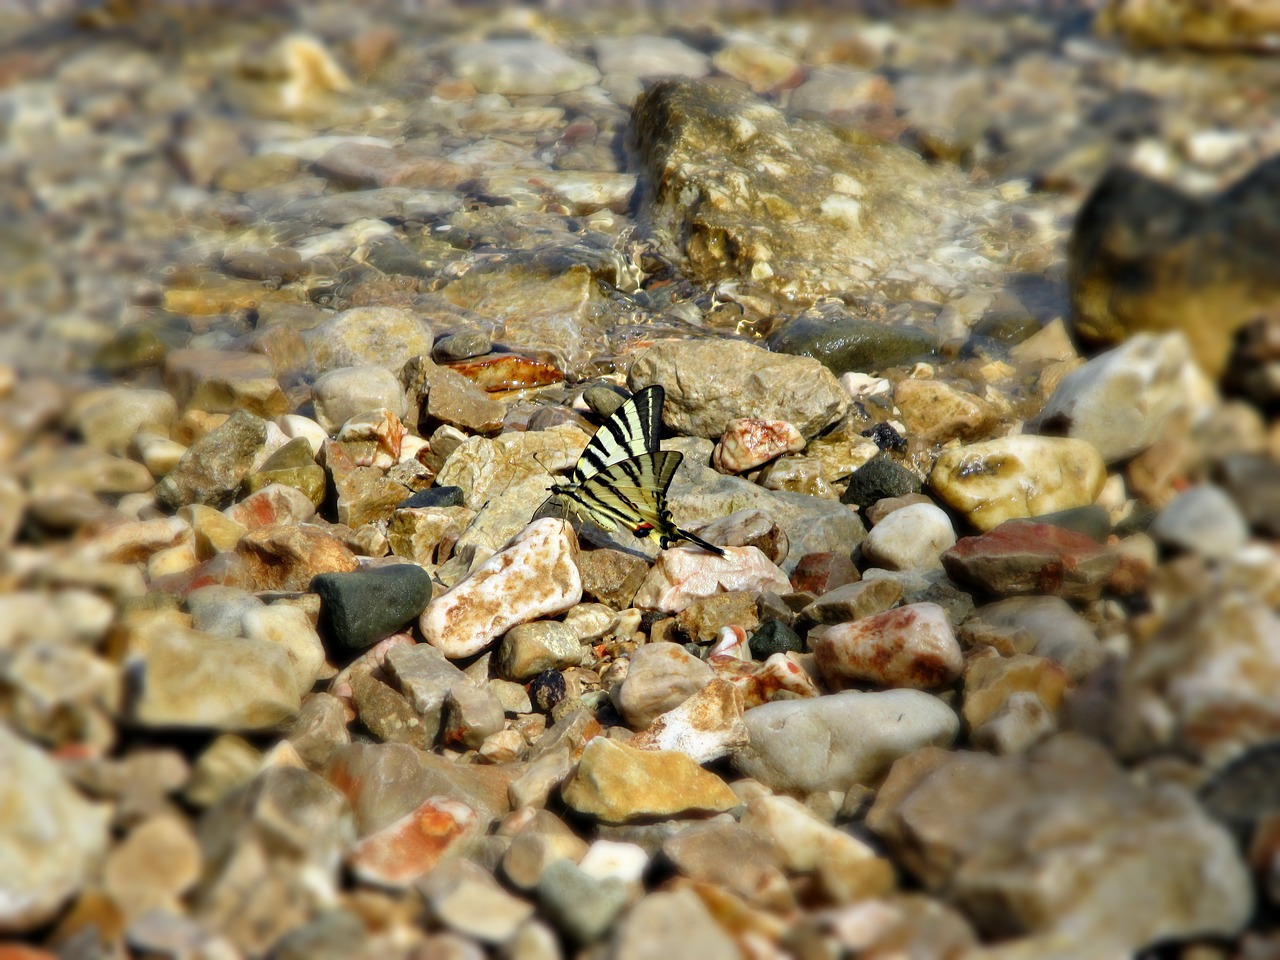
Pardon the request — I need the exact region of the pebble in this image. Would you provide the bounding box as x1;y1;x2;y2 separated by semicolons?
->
662;820;792;909
497;621;583;681
733;688;960;793
305;306;433;375
800;578;904;626
1149;484;1250;559
235;522;359;592
894;378;1000;445
631;545;792;614
348;796;479;889
942;522;1126;602
749;619;804;659
447;40;601;96
536;858;630;946
841;456;922;509
593;35;710;79
155;410;266;510
311;365;407;435
561;737;738;822
0;724;111;932
72;387;177;456
929;435;1107;532
312;564;433;651
813;601;963;690
712;418;806;473
608;888;740;960
611;641;714;730
861;502;957;571
1032;333;1204;463
577;548;650;609
241;604;327;698
421;519;582;659
627;678;748;763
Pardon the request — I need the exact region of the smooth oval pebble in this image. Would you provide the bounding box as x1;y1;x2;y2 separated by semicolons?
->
861;502;957;570
312;564;434;652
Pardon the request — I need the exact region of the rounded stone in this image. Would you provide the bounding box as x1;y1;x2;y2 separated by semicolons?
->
861;502;957;571
1150;485;1250;560
312;564;434;651
841;456;923;509
311;365;407;435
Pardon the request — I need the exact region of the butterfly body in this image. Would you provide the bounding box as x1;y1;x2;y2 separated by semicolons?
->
544;385;724;556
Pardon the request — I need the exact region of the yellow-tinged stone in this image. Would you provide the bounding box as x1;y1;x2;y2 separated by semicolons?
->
162;278;267;317
179;504;247;557
147;540;200;580
928;435;1106;532
961;653;1072;731
561;737;738;823
244;464;327;507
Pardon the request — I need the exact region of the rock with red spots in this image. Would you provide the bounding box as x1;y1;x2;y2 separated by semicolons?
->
789;551;860;595
708;652;820;708
223;483;316;530
941;522;1124;601
811;602;963;690
712;418;806;473
628;678;748;763
632;545;792;614
348;795;480;888
420;518;582;659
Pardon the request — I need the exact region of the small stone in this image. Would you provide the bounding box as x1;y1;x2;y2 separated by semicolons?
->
974;596;1104;680
72;387;177;456
840;456;922;509
694;509;790;565
419;858;534;944
732;688;959;793
236;523;359;592
311;365;407;436
102;815;201;922
942;522;1124;601
432;333;492;364
156;410;266;510
448;39;600;95
712;36;801;93
800;578;904;626
224;482;316;530
895;378;1000;445
0;725;111;932
285;693;351;769
607;888;739;960
1150;485;1250;559
421;519;582;659
632;545;791;614
663;821;792;910
179;504;247;557
306;306;434;375
611;641;714;730
348;796;479;889
861;502;957;571
674;591;759;642
399;486;465;510
789;551;859;595
562;738;738;822
577;548;650;609
594;35;710;79
628;679;748;764
497;622;583;682
312;564;433;652
713;418;806;473
749;619;804;659
961;653;1071;734
536;858;629;946
813;602;963;690
401;356;505;434
442;680;506;750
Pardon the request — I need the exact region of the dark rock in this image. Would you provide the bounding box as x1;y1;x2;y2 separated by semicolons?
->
397;486;465;510
1021;504;1111;542
769;309;937;376
432;332;492;363
312;564;433;651
749;619;803;659
1216;454;1280;537
941;523;1123;602
529;670;568;714
840;456;922;509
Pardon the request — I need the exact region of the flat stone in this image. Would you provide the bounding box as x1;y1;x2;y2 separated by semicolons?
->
813;602;964;690
632;545;792;614
349;795;479;889
562;738;738;823
497;621;583;682
306;306;434;375
800;578;903;626
235;523;360;592
942;522;1123;601
627;678;748;764
895;378;1000;445
447;40;600;96
1150;484;1250;559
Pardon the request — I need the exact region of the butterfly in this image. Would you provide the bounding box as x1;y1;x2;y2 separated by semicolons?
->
544;385;724;556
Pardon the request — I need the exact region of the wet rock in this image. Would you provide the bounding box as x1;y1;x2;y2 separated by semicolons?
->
312;564;433;652
286;693;351;769
942;522;1124;601
867;736;1252;951
431;333;491;364
562;738;738;822
799;578;903;626
749;619;803;659
628;339;848;439
634;78;943;300
1031;333;1205;463
421;519;582;659
127;623;301;730
1099;0;1280;52
612;641;714;730
733;688;959;793
628;678;748;763
895;378;1000;445
236;523;360;592
593;35;710;79
305;306;433;376
632;546;792;614
497;622;583;682
862;502;956;571
0;724;111;932
447;40;600;96
163;349;288;418
929;436;1106;532
311;365;407;436
155;410;267;510
72;387;177;456
713;35;802;93
771;310;938;378
712;418;806;473
813;602;963;690
1069;160;1280;376
402;355;506;435
313;142;474;191
1149;484;1250;559
840;456;922;509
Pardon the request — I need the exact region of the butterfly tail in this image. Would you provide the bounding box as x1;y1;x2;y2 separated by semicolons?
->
669;525;726;557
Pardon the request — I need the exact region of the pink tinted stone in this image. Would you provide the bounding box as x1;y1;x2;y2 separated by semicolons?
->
224;483;315;530
348;796;479;888
812;602;963;690
632;546;792;614
709;652;820;708
712;418;806;473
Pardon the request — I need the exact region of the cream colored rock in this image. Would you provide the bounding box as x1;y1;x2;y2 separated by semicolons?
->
713;418;806;473
561;738;738;823
813;602;963;690
632;545;791;614
628;678;748;763
278;414;328;456
611;641;714;730
709;652;821;708
929;435;1106;532
435;423;589;510
241;604;327;698
421;518;582;658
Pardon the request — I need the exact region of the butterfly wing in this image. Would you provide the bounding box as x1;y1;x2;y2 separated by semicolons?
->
568;450;682;536
572;385;664;483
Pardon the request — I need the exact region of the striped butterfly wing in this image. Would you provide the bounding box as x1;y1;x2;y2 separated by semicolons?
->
572;385;665;483
568;449;684;537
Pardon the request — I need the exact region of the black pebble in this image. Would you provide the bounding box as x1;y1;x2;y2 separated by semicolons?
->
311;564;433;652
